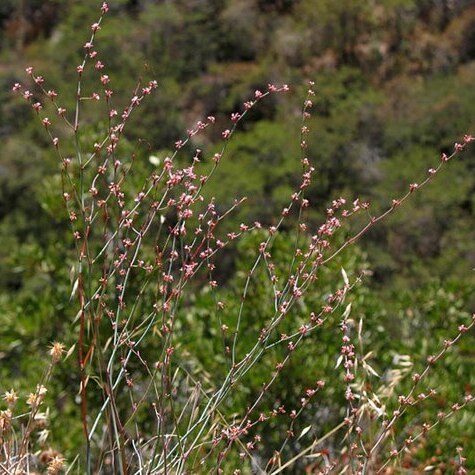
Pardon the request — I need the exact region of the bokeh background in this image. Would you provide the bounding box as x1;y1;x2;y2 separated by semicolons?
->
1;0;475;472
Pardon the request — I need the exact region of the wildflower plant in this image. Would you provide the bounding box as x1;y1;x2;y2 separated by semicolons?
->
5;2;475;474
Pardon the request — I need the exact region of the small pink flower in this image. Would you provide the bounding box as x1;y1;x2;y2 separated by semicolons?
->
32;102;42;113
91;22;101;32
76;65;84;74
100;75;110;85
47;90;57;99
34;76;44;85
23;90;33;100
101;2;109;13
25;66;33;75
134;192;145;202
42;117;51;128
222;129;231;140
12;83;22;92
92;92;100;100
463;134;474;143
95;60;104;70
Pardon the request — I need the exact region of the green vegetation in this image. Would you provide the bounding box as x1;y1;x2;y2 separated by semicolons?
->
0;1;474;473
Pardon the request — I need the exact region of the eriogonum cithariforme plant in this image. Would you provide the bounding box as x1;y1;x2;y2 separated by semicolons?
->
7;2;475;474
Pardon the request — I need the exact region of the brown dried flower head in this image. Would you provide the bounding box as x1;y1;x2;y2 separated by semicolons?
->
49;342;65;363
3;389;18;406
27;385;47;408
47;455;66;475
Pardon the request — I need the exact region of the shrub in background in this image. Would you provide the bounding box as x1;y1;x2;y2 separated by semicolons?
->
2;2;475;474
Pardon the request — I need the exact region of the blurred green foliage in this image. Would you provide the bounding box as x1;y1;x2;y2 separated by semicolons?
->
0;0;474;472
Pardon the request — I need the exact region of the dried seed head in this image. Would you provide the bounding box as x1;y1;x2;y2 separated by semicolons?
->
47;455;66;475
49;342;65;363
3;389;18;406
